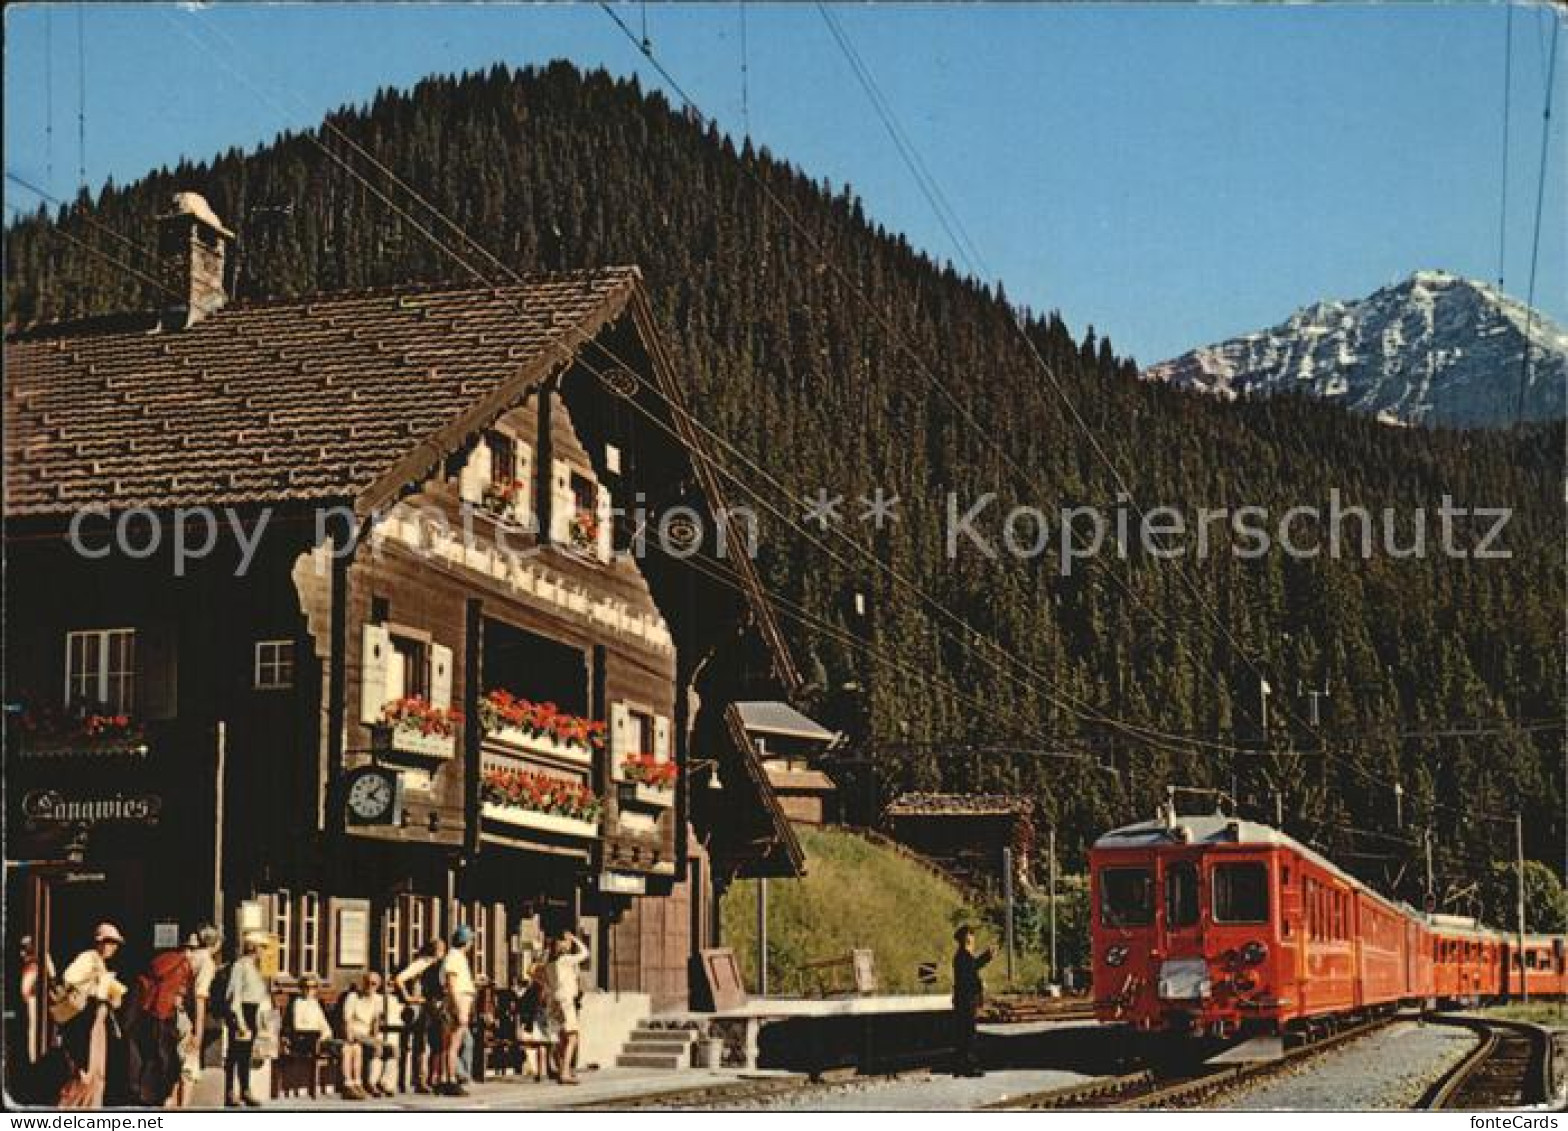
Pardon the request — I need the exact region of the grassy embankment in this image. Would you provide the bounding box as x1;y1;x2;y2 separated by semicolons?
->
720;825;1052;995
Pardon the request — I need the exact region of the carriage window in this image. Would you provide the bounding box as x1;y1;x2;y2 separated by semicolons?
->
1213;862;1269;924
1164;863;1199;929
1099;867;1154;927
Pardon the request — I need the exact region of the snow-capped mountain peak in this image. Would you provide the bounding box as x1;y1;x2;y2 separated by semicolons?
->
1143;271;1567;428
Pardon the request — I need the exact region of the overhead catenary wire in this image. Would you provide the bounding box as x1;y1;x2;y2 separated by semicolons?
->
804;5;1544;827
1499;1;1515;290
602;3;1281;746
1514;12;1560;430
99;8;1545;830
190;3;1539;819
166;7;1252;761
820;8;1319;748
76;4;86;191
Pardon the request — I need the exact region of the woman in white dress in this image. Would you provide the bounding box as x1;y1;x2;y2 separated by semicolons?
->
57;922;127;1108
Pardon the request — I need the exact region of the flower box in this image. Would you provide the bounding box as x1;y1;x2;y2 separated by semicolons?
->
488;725;592;766
619;753;679;790
476;690;605;757
625;783;675;809
480;802;598;839
390;729;455;759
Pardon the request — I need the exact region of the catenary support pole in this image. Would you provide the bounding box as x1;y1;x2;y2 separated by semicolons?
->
1003;846;1015;984
1517;812;1528;1002
1048;826;1058;987
757;876;768;996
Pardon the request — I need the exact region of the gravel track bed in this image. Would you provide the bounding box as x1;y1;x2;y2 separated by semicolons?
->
1215;1021;1478;1111
649;1068;1095;1111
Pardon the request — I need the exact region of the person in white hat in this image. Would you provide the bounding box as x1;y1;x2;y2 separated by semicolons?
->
223;932;271;1108
57;922;127;1107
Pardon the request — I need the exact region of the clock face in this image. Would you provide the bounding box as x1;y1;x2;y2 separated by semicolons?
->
347;770;395;821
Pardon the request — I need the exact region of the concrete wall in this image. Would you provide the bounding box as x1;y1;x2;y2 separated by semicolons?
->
577;990;652;1069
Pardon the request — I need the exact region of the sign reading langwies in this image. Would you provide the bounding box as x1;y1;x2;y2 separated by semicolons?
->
21;790;163;826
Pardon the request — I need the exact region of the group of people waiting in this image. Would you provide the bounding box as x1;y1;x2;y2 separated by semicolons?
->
390;926;591;1095
17;919;594;1109
17;922;223;1109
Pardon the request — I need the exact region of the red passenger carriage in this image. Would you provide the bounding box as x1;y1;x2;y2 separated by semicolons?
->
1090;809;1565;1037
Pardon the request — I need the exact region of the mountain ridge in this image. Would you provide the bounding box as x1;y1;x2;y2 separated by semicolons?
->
1143;270;1568;428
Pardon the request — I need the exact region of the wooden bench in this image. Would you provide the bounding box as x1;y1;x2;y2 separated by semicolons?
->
797;949;878;997
270;990;341;1100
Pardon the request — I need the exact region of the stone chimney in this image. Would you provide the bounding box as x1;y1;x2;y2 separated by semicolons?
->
157;192;233;328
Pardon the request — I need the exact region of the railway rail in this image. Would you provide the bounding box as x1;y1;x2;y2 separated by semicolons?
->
985;1014;1396;1110
564;1066;928;1111
1421;1016;1553;1110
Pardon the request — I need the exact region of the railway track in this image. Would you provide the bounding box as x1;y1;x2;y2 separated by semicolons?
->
1421;1016;1552;1110
985;1014;1396;1110
564;1066;927;1110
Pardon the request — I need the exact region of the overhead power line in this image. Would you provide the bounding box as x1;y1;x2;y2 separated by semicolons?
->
168;6;1249;761
1514;13;1560;430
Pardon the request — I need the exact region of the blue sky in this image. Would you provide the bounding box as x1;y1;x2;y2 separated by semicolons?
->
3;2;1563;364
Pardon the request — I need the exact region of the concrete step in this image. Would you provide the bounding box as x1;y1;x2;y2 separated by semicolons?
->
616;1051;688;1070
628;1029;697;1044
623;1038;694;1056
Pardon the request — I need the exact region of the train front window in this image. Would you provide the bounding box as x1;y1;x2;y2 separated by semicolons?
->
1212;862;1269;924
1164;862;1199;928
1100;867;1154;927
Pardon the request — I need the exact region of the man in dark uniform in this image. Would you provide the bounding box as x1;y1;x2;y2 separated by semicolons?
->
950;924;993;1077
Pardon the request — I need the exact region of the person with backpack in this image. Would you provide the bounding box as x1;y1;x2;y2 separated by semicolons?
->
174;926;221;1107
124;942;194;1106
393;938;447;1094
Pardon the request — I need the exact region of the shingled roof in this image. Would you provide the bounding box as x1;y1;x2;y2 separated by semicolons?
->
4;267;640;516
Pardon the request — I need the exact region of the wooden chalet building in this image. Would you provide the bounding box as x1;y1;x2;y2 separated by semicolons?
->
4;194;807;1022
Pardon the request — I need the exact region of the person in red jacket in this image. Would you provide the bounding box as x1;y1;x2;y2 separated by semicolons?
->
126;945;194;1106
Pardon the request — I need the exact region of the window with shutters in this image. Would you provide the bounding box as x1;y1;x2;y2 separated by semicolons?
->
567;472;599;554
65;628;136;714
391;634;429;700
471;901;487;979
383;901;402;970
300;892;322;977
254;640;295;690
408;895;427;957
272;889;294;977
629;709;654;759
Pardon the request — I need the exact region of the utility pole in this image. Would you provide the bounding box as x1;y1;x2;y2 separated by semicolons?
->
1516;812;1528;1002
1424;827;1435;913
1002;847;1015;985
1394;782;1404;829
757;877;769;996
1048;826;1058;989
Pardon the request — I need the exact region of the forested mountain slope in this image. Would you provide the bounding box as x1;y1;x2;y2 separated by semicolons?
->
5;64;1561;902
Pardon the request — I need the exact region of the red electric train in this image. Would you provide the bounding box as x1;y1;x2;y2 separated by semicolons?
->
1090;809;1566;1037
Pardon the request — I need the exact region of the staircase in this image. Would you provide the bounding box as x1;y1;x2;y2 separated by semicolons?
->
615;1019;702;1070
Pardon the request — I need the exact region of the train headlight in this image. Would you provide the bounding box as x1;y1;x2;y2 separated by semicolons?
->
1105;944;1130;967
1240;941;1268;966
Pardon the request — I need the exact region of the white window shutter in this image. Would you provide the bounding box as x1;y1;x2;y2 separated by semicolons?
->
610;702;630;763
430;643;454;708
654;714;672;764
515;440;534;527
459;441;491;504
595;483;613;561
550;459;573;543
360;624;390;723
